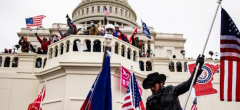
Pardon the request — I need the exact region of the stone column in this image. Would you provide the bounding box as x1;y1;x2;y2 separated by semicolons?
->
150;41;155;56
114;22;117;26
1;60;4;68
144;61;146;71
136;55;139;62
80;43;84;52
9;59;13;68
124;50;127;58
182;61;184;73
118;47;122;56
144;41;148;54
174;61;177;73
91;43;94;52
69;43;74;52
52;51;56;58
130;53;133;60
63;46;67;54
160;45;163;57
58;48;61;56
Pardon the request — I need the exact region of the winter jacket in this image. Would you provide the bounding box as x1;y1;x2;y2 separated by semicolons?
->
36;36;51;52
59;18;77;38
146;68;203;110
89;25;98;35
18;39;30;52
131;35;139;48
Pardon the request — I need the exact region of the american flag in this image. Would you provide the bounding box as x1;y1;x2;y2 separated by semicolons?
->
122;73;145;110
191;98;197;110
26;15;46;29
220;8;240;102
104;6;109;17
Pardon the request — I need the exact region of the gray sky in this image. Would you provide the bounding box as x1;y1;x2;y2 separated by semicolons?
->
0;0;240;59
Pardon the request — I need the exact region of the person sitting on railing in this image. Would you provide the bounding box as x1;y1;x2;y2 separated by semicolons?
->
35;33;51;54
18;36;30;53
36;47;43;54
58;14;77;39
89;20;99;35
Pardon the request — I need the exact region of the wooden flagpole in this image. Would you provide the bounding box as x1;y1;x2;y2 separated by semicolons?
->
183;0;222;109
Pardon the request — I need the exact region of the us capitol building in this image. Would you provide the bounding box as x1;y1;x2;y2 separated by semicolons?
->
0;0;239;110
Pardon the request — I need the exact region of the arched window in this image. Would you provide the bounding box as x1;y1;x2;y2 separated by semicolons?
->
125;11;127;17
78;10;81;16
133;51;137;61
92;7;94;13
169;61;175;72
60;43;64;55
110;6;112;13
12;57;19;67
139;61;144;71
121;45;125;57
66;41;70;53
84;40;91;52
0;57;2;67
115;8;118;14
97;6;100;12
127;48;131;60
121;9;123;16
73;39;81;52
129;14;130;18
35;58;42;68
176;62;182;72
55;46;58;57
43;58;47;68
4;57;10;67
82;9;84;15
146;61;152;71
115;42;119;54
87;8;89;14
184;62;188;72
93;40;101;52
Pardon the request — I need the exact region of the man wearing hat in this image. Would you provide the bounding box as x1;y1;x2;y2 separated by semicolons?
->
143;55;205;110
18;36;30;52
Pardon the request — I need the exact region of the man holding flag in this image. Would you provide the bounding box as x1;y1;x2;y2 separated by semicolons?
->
143;56;204;110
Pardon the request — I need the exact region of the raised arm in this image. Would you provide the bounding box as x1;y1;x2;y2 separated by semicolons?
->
35;33;43;44
174;55;205;96
18;37;23;45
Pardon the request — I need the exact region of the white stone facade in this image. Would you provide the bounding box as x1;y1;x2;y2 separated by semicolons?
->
0;0;240;110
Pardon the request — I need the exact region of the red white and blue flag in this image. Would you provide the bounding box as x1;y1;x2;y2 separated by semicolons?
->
191;98;197;110
122;73;145;110
27;82;46;110
188;63;219;97
104;6;109;17
220;8;240;102
80;54;112;110
26;15;46;29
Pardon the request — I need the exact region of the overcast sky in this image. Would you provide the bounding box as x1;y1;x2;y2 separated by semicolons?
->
0;0;240;58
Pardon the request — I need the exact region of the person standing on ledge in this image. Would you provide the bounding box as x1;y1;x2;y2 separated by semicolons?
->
18;36;30;53
58;14;77;39
143;55;205;110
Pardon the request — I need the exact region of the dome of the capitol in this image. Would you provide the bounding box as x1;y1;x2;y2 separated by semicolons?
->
72;0;138;27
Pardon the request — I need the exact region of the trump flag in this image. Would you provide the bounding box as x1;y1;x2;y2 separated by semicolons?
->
188;63;219;97
80;53;112;110
28;82;46;110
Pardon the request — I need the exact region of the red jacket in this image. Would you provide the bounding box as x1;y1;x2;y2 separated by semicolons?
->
37;36;51;52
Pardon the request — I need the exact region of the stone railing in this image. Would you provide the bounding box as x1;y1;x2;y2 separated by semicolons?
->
45;35;140;72
168;59;220;73
0;53;47;73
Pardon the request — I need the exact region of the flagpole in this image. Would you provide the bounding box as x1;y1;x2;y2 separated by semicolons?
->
39;80;46;110
183;0;222;109
131;66;135;108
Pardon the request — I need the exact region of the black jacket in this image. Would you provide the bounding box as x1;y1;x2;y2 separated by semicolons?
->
146;68;203;110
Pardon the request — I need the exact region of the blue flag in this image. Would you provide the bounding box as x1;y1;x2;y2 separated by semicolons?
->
141;20;151;39
80;54;112;110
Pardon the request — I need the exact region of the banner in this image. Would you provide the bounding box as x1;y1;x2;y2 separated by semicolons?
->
188;62;220;97
121;66;143;95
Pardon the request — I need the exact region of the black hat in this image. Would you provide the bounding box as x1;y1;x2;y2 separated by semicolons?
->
142;72;166;89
